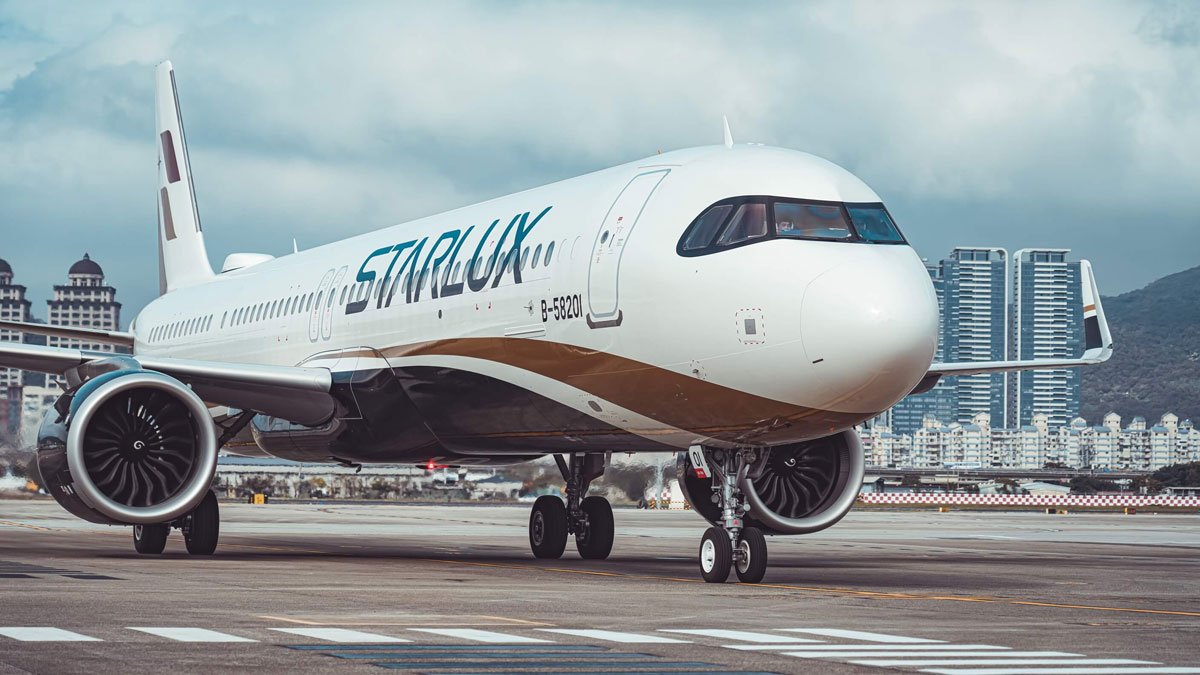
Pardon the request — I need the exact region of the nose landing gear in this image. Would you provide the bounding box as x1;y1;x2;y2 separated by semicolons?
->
688;446;769;583
527;452;613;560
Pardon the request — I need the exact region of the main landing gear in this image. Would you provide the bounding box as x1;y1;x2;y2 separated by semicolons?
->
528;452;614;560
131;488;220;556
689;447;768;584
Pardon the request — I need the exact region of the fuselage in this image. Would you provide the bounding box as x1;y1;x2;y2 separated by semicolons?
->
132;144;939;463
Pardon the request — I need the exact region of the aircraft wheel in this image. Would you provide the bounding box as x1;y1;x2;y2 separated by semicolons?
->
133;523;169;554
529;495;568;559
699;526;732;583
184;490;219;555
575;496;614;560
735;526;768;583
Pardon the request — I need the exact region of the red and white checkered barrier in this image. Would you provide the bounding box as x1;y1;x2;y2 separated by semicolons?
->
856;493;1200;508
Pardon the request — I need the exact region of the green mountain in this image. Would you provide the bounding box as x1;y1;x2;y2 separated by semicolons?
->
1081;265;1200;425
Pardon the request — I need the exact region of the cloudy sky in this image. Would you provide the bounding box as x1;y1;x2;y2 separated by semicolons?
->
0;1;1197;326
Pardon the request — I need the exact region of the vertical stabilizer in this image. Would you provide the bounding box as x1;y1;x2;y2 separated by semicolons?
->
156;60;214;293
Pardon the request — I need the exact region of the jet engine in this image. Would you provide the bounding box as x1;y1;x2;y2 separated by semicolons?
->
678;430;865;535
36;359;217;525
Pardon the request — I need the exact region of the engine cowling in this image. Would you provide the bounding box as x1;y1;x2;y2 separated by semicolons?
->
37;364;217;525
678;430;865;535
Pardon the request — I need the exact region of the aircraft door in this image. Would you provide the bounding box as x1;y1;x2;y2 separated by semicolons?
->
586;169;669;328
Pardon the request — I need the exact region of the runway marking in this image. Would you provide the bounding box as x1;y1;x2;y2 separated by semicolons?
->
0;627;100;642
269;628;410;643
128;627;256;642
409;628;553;643
0;520;53;532
783;627;944;643
661;629;817;643
916;662;1200;667
855;659;1154;667
784;651;1086;659
728;644;1009;651
258;614;549;627
420;558;1200;619
538;629;689;644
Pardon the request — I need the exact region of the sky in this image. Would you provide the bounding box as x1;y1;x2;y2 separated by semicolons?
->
0;0;1197;327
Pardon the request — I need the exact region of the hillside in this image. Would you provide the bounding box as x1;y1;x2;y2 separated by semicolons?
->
1081;265;1200;424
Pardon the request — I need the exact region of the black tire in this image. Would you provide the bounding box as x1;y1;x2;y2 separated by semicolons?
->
184;490;219;555
133;523;169;555
575;496;614;560
699;526;733;583
735;526;768;584
529;495;568;559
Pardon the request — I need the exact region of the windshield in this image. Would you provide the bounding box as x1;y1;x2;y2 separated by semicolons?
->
847;203;905;243
774;202;852;240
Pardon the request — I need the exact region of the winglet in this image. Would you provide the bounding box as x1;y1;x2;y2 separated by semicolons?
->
1079;259;1113;360
722;115;733;149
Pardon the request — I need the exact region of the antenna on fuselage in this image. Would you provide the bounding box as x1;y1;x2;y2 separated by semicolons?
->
722;115;733;149
292;238;299;254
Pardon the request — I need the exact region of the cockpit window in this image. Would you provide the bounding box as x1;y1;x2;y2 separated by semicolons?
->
715;202;768;246
774;202;852;240
681;204;732;251
847;203;905;243
677;195;907;256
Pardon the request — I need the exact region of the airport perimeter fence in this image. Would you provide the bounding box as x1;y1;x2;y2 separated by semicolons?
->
856;493;1200;509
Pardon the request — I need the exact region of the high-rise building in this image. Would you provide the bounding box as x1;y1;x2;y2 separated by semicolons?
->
942;247;1008;425
890;258;954;434
1010;249;1082;427
47;253;122;354
0;258;33;391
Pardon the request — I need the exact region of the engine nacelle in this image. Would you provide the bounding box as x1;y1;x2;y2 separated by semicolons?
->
678;430;865;536
37;361;218;525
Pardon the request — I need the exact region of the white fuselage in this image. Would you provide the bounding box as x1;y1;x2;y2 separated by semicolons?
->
132;144;939;458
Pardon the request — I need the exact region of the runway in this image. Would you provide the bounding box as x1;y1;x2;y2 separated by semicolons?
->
0;500;1197;674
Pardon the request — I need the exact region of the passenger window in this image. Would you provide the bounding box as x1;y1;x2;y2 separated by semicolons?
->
774;201;852;240
339;286;347;305
715;202;768;246
532;244;542;268
544;241;555;267
682;204;733;251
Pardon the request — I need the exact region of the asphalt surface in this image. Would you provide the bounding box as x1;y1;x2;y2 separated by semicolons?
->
0;499;1197;674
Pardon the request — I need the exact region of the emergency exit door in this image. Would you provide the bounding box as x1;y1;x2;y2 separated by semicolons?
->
586;169;669;328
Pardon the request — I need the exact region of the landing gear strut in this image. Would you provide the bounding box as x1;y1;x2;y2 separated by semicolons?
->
130;489;220;556
688;446;768;583
528;453;613;560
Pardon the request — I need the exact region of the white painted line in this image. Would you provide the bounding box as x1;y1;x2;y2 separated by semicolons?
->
727;644;1009;652
409;628;551;644
784;628;944;643
857;659;1155;667
0;627;101;642
916;662;1200;667
538;629;688;644
269;628;409;643
128;627;256;643
786;651;1082;659
662;629;818;643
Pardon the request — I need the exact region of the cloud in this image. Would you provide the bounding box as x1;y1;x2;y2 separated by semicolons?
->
0;0;1197;323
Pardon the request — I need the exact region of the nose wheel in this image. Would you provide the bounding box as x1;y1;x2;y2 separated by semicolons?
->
527;453;613;560
688;446;771;583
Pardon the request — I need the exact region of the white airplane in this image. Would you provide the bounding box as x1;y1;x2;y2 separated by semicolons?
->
0;62;1113;583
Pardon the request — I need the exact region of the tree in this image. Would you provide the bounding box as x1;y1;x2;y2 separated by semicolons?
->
1151;461;1200;488
1069;476;1120;494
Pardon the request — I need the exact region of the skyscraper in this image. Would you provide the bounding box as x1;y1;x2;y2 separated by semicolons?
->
890;258;954;434
0;258;32;391
942;247;1008;425
47;253;122;354
1010;248;1082;427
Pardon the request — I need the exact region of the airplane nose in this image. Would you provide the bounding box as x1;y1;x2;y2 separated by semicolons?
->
800;255;939;412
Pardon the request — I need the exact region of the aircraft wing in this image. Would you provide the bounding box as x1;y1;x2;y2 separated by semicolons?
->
0;341;335;425
912;260;1113;394
0;319;135;349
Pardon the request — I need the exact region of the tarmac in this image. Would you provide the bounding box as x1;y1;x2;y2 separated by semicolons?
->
0;499;1197;674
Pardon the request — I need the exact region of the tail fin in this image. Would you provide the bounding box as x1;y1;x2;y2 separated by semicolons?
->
155;60;214;293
